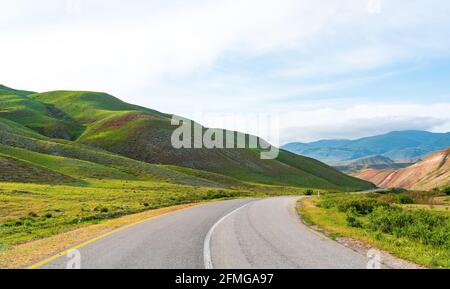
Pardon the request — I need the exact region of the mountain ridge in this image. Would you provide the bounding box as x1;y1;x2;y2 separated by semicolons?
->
283;130;450;165
333;155;413;174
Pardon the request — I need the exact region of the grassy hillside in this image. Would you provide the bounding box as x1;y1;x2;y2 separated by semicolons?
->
0;155;76;184
0;125;235;188
0;85;35;97
0;84;373;191
25;89;372;191
0;88;84;140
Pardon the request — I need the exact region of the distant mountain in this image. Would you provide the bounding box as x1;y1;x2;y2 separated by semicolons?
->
355;148;450;191
283;131;450;165
0;85;372;191
334;155;413;174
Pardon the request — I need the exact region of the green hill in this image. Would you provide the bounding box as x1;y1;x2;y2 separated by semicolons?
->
0;85;373;191
0;87;84;140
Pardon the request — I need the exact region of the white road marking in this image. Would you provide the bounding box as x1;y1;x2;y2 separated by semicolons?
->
203;202;254;269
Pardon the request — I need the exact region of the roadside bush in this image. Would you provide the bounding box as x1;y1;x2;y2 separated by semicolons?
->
397;194;414;204
368;207;450;248
318;194;389;215
346;209;364;228
205;190;241;199
337;198;389;215
304;189;314;196
367;207;413;234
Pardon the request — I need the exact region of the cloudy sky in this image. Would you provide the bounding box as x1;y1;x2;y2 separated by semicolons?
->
1;0;450;144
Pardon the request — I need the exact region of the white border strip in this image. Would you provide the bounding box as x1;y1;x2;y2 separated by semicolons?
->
203;202;252;269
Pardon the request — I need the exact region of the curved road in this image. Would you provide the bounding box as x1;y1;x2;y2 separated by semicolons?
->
38;197;370;269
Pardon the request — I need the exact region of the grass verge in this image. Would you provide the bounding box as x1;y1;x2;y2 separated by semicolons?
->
299;196;449;268
0;180;308;268
0;202;202;269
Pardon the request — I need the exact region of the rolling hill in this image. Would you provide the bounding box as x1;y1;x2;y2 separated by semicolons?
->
333;155;413;174
283;130;450;165
0;85;373;191
355;148;450;191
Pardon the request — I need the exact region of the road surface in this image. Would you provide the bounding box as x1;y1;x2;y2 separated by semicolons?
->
38;197;371;269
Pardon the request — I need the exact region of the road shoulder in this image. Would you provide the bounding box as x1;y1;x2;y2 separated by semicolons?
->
1;202;209;269
297;197;423;269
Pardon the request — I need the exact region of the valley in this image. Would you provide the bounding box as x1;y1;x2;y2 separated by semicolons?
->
0;84;374;268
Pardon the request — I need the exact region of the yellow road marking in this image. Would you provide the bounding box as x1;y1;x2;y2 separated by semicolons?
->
26;203;202;269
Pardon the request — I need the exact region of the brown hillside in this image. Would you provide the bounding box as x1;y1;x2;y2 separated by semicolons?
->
355;148;450;190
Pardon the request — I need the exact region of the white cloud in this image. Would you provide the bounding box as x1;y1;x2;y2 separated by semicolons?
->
1;0;336;93
1;0;450;142
279;103;450;143
3;0;448;93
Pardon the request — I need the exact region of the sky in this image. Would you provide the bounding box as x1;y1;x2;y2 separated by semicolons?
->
1;0;450;144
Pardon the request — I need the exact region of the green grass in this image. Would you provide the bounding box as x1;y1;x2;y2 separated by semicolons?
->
0;144;134;181
22;89;374;191
300;194;450;268
0;117;46;139
0;126;233;187
30;90;167;124
0;94;83;140
0;180;302;247
0;155;77;184
0;85;35;97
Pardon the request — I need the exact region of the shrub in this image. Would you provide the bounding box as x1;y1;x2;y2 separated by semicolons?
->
337;198;389;215
397;194;414;204
443;186;450;196
318;194;389;215
346;209;363;228
304;189;314;196
405;191;442;205
389;188;408;195
368;207;450;247
367;207;413;234
206;190;236;199
44;213;53;219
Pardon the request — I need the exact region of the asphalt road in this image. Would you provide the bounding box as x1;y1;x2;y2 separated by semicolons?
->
39;197;370;269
